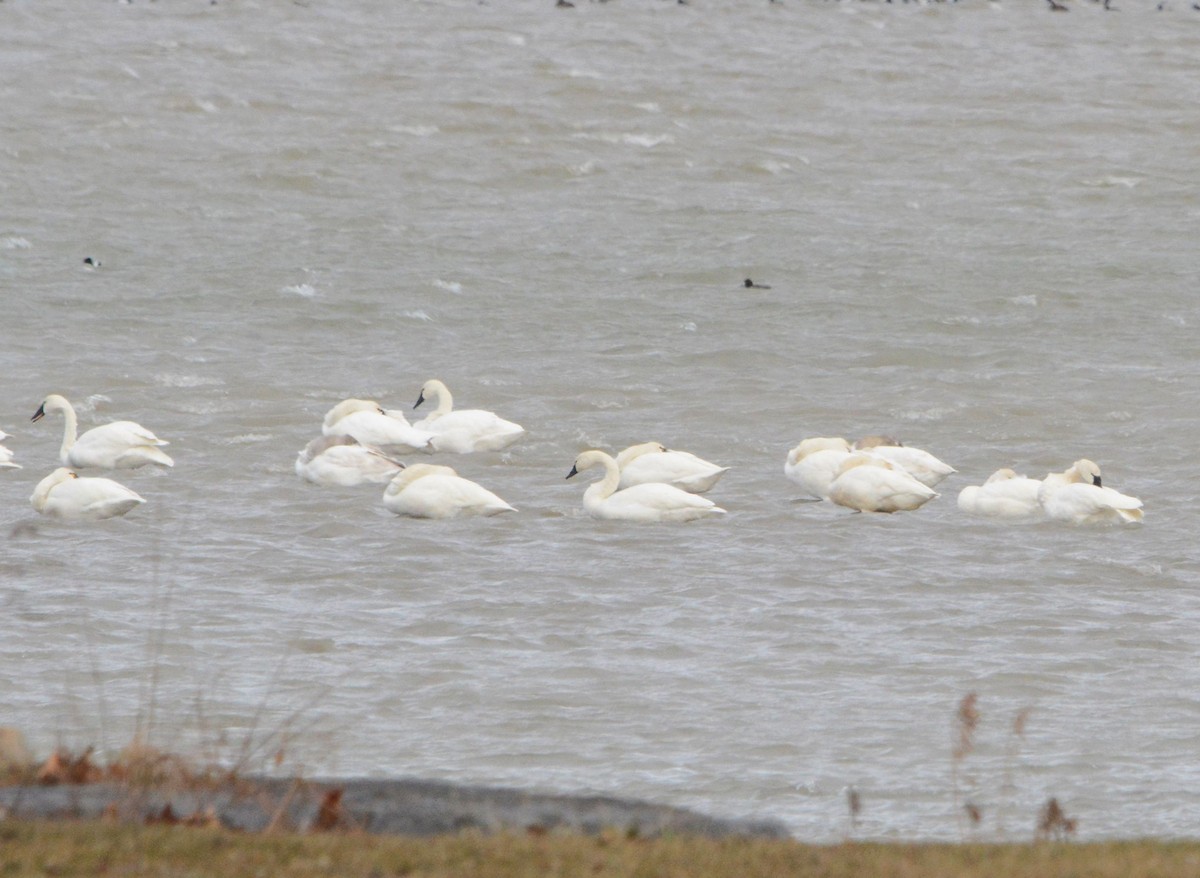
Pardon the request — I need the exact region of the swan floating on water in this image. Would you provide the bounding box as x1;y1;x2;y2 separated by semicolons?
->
615;442;729;494
957;468;1044;519
412;379;525;454
852;436;955;488
784;437;853;500
32;394;173;469
567;449;726;522
827;454;939;513
30;467;145;520
322;399;435;452
1037;459;1143;524
0;430;19;470
295;435;405;487
382;463;516;519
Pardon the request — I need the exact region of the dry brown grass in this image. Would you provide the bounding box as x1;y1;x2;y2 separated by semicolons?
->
0;821;1198;878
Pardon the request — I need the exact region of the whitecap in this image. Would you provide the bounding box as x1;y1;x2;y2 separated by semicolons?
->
391;124;439;137
434;279;463;294
2;237;31;250
1008;294;1038;307
153;373;224;389
282;283;317;298
623;133;673;148
403;310;434;322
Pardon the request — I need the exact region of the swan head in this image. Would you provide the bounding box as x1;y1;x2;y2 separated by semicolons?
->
30;467;77;508
984;468;1022;484
566;449;613;480
1071;459;1103;488
853;435;902;450
32;394;71;423
787;437;851;465
414;379;449;411
615;442;667;468
322;398;384;429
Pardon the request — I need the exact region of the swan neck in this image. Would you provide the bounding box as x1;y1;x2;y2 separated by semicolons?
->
588;455;621;500
58;401;78;459
431;383;453;417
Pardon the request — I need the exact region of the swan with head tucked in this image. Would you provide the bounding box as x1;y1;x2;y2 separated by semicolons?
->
322;399;434;452
567;450;726;522
382;463;516;519
615;442;729;494
827;454;939;513
295;435;405;487
30;467;145;520
957;468;1044;519
852;436;955;488
412;379;525;454
1037;459;1143;524
784;437;852;500
32;394;173;469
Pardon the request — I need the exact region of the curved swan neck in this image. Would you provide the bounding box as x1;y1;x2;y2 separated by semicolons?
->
42;395;78;459
579;451;621;502
423;380;453;417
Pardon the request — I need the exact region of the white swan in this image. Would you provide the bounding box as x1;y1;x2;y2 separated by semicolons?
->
382;463;516;519
295;435;405;487
412;379;525;454
322;399;434;452
32;394;173;469
827;454;939;513
615;442;729;494
784;437;852;500
1037;459;1143;524
0;431;19;469
957;468;1044;519
852;436;955;488
567;450;726;522
30;467;145;520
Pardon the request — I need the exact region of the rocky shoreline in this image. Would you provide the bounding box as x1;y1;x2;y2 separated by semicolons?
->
0;776;789;839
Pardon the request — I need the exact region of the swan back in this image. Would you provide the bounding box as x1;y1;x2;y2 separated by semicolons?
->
957;468;1043;519
828;454;938;513
615;442;728;494
383;464;515;518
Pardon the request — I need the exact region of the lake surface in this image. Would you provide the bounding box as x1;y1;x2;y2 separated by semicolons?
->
1;0;1198;841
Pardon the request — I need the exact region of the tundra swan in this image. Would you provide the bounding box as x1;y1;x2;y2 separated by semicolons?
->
784;437;852;500
615;442;729;494
827;454;938;513
412;379;525;454
382;464;515;519
322;399;434;452
295;435;405;487
567;450;726;522
32;394;173;469
957;468;1044;519
1037;459;1143;524
852;436;956;488
30;467;145;520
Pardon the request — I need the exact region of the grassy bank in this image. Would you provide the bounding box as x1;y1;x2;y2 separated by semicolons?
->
0;822;1198;878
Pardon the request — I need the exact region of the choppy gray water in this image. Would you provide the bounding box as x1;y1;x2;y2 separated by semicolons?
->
2;0;1199;841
